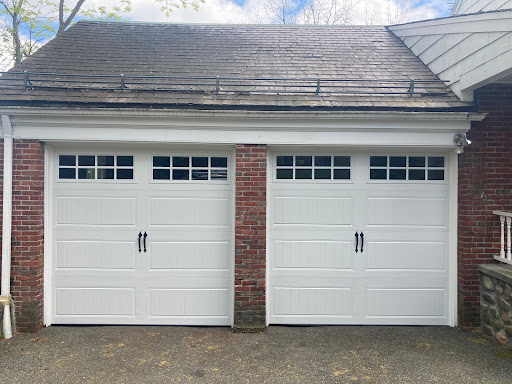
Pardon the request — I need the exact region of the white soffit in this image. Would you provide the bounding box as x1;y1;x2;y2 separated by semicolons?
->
389;10;512;102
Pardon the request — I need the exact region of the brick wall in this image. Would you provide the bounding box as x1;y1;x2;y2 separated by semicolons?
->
0;139;3;281
0;140;45;333
458;84;512;329
234;144;267;330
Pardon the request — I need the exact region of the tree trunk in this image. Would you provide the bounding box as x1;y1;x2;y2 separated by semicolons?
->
13;14;21;64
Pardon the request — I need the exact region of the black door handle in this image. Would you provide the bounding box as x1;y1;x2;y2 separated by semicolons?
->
360;232;364;253
355;232;359;253
138;232;142;253
143;231;147;253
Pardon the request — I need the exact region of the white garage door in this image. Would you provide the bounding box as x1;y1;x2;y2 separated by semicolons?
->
50;147;233;325
269;151;451;325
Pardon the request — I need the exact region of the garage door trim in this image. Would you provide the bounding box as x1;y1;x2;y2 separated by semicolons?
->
266;147;458;327
44;143;236;326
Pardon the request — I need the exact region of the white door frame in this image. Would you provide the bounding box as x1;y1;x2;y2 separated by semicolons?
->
265;146;458;327
44;142;236;327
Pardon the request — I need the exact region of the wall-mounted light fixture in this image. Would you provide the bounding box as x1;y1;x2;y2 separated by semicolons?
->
453;133;472;154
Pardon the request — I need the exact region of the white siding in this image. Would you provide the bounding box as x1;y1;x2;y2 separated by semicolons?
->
389;10;512;101
452;0;512;15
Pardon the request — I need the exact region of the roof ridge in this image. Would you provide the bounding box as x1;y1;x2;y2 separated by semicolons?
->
74;20;387;28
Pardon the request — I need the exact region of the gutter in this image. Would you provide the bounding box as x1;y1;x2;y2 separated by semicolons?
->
1;114;13;339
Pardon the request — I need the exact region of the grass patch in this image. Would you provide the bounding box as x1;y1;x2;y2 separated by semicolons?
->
495;350;512;359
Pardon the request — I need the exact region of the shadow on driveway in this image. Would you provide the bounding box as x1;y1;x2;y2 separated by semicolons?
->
1;325;511;383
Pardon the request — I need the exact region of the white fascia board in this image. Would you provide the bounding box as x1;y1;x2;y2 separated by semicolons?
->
459;48;512;96
1;107;484;148
389;10;512;36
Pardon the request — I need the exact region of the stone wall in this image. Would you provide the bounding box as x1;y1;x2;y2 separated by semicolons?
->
479;264;512;349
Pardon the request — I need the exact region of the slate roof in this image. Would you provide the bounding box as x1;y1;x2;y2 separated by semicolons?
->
0;21;474;111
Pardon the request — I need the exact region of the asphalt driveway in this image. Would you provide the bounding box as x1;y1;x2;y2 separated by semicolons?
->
0;326;511;383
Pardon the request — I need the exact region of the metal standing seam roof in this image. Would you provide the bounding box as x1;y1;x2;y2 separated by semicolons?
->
0;21;474;111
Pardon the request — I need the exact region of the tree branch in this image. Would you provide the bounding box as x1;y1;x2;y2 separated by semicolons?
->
58;0;86;34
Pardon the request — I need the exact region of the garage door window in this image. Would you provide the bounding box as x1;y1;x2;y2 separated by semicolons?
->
59;155;134;180
276;155;351;180
369;156;444;181
152;156;228;181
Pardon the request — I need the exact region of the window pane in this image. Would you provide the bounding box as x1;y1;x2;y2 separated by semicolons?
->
211;169;228;180
370;156;387;167
409;157;425;167
211;157;228;168
97;168;114;179
295;169;312;179
192;169;208;180
295;156;312;167
408;169;425;180
192;157;208;168
153;169;170;180
173;169;189;180
389;169;406;180
314;156;331;167
59;168;75;179
333;169;350;180
59;155;75;166
78;156;95;166
276;169;293;179
117;156;133;167
390;156;406;167
153;156;170;167
314;169;331;179
428;170;445;180
276;156;293;166
428;157;444;167
117;169;133;180
97;156;114;166
173;157;189;167
78;168;95;179
334;156;350;167
370;169;387;179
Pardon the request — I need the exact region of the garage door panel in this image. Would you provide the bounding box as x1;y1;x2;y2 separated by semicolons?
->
56;240;136;270
55;287;135;317
273;240;354;270
367;198;447;227
150;197;229;226
365;288;447;318
269;151;451;326
365;241;446;271
57;197;136;226
150;241;230;270
273;287;353;317
52;147;234;326
149;289;228;317
274;197;354;226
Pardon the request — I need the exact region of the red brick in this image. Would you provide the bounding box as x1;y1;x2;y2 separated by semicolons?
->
234;144;266;329
458;85;512;330
0;139;44;333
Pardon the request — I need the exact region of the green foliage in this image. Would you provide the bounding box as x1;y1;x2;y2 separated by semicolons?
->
0;0;205;68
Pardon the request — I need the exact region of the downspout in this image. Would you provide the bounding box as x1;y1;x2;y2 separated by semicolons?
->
1;115;13;339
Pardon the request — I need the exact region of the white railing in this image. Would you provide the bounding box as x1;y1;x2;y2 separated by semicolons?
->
493;211;512;265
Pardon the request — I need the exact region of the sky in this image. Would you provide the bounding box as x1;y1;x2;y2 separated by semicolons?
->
89;0;452;25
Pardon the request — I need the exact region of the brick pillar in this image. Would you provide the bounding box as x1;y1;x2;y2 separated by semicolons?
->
0;140;3;280
234;144;267;331
9;140;45;332
458;84;512;330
